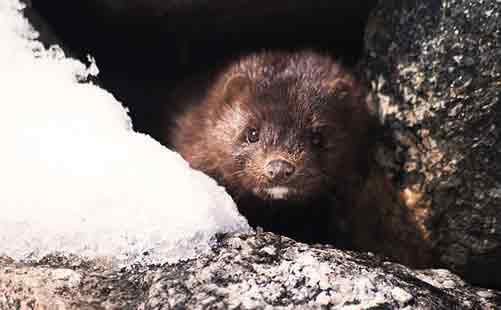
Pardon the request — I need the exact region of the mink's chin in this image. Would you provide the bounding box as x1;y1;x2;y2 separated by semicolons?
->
253;186;303;201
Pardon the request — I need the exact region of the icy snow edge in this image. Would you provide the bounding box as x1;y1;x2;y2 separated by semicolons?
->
0;0;250;266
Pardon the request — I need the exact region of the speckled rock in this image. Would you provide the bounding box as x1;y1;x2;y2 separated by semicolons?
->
144;233;501;309
362;0;501;289
0;255;145;309
1;233;500;309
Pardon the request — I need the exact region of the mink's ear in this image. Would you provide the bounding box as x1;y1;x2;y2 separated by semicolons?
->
223;74;251;105
322;77;354;100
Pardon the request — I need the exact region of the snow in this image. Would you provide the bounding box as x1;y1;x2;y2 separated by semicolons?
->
0;0;250;266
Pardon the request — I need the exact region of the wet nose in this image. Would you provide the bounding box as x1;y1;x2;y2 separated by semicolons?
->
264;160;296;182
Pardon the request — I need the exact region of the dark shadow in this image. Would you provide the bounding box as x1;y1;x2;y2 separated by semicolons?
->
30;0;375;141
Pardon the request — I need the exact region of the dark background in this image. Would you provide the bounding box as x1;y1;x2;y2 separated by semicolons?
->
30;0;374;141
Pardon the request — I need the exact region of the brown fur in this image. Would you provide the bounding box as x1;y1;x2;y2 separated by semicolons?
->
165;50;432;267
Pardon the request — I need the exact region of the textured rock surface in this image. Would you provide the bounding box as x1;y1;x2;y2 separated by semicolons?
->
0;255;145;309
362;0;501;289
1;233;500;309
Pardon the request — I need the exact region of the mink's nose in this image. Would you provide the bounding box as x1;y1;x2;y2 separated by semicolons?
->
264;160;296;182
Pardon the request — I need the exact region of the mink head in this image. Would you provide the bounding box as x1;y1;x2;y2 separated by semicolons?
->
172;51;377;203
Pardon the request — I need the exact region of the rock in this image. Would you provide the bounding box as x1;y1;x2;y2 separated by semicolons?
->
1;233;500;309
362;0;501;289
0;254;144;309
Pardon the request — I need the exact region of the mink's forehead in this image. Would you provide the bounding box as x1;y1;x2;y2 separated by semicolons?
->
247;68;329;95
231;51;342;89
227;52;345;125
252;79;330;114
242;88;333;129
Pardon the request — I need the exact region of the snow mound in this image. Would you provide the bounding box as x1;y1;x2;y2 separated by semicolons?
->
0;0;250;266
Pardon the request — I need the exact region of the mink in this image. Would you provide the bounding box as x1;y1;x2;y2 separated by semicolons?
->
165;50;432;267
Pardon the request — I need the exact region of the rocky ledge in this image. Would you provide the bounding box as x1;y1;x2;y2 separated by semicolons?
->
362;0;501;289
1;233;500;309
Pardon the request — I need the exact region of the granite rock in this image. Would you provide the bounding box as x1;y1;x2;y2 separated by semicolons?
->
1;233;500;309
362;0;501;289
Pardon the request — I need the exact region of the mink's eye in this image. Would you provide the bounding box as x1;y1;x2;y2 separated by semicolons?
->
311;129;323;147
246;128;260;143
